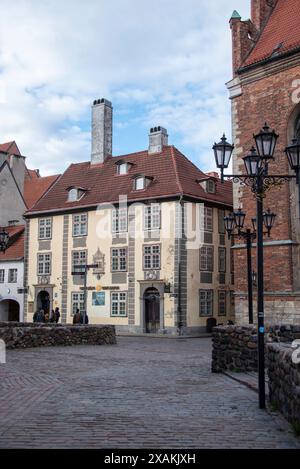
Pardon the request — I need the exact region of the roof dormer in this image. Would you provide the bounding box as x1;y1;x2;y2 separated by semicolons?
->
132;174;154;191
115;160;134;176
67;186;87;202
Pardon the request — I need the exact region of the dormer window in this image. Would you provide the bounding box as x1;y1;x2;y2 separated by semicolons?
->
206;180;216;194
133;174;153;191
115;160;133;176
135;176;145;191
67;187;86;202
118;163;128;175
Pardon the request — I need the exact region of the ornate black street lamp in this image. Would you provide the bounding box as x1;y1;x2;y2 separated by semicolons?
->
224;209;276;325
213;123;300;410
0;229;9;253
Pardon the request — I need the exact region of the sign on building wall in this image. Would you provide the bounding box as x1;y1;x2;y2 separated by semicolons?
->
92;291;105;306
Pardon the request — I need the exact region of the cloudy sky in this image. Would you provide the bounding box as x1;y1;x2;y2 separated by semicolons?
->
0;0;250;175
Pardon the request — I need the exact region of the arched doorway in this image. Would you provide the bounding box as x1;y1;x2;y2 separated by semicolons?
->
144;288;160;333
37;291;50;314
0;300;20;322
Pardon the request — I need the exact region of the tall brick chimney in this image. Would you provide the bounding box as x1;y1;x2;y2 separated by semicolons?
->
91;98;113;165
251;0;277;32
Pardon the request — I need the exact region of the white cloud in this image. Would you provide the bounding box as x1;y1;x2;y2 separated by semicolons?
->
0;0;250;174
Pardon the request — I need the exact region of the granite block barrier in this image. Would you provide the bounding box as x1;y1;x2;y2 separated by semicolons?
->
268;343;300;427
0;323;116;349
212;324;300;373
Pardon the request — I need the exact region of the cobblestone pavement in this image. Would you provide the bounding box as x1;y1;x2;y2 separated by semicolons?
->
0;337;299;449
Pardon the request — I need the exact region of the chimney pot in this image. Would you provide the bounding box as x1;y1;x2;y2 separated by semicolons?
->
148;126;168;154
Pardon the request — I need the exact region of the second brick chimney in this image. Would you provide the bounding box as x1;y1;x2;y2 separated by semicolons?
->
251;0;277;32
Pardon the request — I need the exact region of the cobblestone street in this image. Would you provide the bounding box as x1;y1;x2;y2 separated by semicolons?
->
0;337;299;449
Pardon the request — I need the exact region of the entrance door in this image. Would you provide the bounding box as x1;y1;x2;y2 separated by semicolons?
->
0;300;20;322
144;288;160;333
8;300;20;322
37;291;50;314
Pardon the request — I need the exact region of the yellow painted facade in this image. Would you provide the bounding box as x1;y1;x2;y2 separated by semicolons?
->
26;199;233;334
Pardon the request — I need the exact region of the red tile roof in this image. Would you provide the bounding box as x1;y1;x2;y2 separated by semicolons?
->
0;225;25;261
25;146;232;216
24;174;60;209
243;0;300;68
0;141;21;156
26;168;40;180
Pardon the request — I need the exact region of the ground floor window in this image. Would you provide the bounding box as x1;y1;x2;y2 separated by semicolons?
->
71;292;85;315
111;292;127;317
218;291;226;316
199;289;213;317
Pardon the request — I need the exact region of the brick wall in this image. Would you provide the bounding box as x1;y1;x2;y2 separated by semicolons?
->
228;1;300;324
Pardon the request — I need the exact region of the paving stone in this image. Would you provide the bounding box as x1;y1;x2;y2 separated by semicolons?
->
0;337;299;449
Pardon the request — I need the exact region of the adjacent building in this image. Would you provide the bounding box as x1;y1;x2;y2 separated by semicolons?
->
228;0;300;324
24;99;233;334
0;142;59;321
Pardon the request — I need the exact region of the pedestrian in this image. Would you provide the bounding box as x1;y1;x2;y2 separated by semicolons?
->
54;307;61;324
80;312;89;325
49;309;55;323
36;309;45;323
33;310;38;323
44;311;50;323
73;308;81;325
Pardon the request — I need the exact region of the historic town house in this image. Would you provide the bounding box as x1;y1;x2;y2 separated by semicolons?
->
24;99;233;334
228;0;300;323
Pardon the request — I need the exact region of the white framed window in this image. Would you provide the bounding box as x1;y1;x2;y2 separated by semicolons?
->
144;204;161;231
73;214;88;237
68;188;78;202
111;292;127;317
135;177;145;191
201;206;213;232
218;291;227;317
219;247;226;273
111;248;127;272
200;246;214;272
38;253;51;275
8;269;18;283
0;269;4;283
143;244;161;270
112;208;128;234
72;250;87;273
206;180;216;194
39;218;52;239
199;289;214;317
118;163;128;175
71;292;85;315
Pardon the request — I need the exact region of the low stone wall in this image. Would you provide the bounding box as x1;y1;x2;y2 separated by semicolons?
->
212;326;258;373
212;324;300;373
0;323;116;349
268;343;300;427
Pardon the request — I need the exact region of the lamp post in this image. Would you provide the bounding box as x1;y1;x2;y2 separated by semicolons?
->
72;263;99;324
213;123;300;409
224;209;276;325
0;229;9;253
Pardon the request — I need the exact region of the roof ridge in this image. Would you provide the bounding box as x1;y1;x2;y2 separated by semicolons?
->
170;146;183;194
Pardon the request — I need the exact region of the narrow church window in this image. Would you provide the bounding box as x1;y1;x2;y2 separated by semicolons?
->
295;112;300;138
